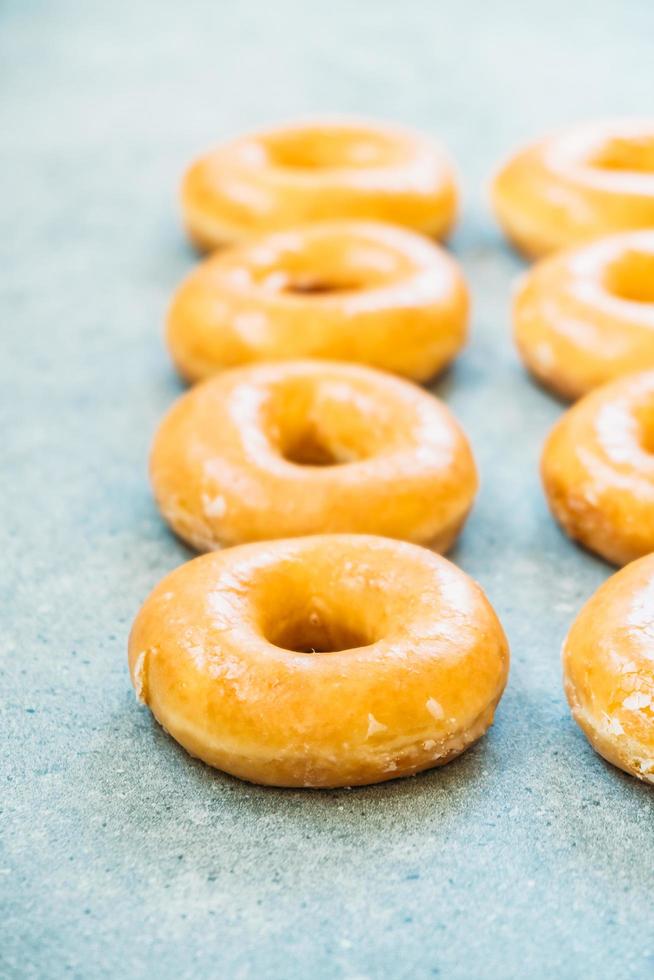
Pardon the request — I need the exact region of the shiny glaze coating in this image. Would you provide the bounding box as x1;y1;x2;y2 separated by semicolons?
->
150;359;478;551
541;371;654;565
181;117;458;250
563;553;654;784
492;120;654;258
514;231;654;400
128;535;510;788
167;221;469;383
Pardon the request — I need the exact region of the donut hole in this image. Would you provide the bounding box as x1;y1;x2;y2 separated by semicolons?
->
263;127;404;171
248;236;412;296
267;612;373;654
283;276;362;296
590;136;654;174
281;428;353;467
604;250;654;304
265;376;401;467
259;568;381;654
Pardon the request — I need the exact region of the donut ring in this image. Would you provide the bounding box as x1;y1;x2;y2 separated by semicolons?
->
181;117;458;251
167;221;469;383
128;535;509;788
541;370;654;566
492;120;654;259
563;553;654;784
150;360;478;551
514;231;654;400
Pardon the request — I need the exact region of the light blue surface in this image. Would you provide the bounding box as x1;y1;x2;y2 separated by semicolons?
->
2;2;654;977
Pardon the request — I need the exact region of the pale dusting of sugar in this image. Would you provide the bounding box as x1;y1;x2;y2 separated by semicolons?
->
426;697;445;721
261;271;288;293
228;266;250;289
132;650;149;704
186;644;208;669
201;493;227;519
544;182;595;223
233;311;268;343
604;715;624;736
249;246;277;266
366;713;387;738
414;444;447;466
623;692;652;711
583;486;599;506
208;657;247;683
594;403;638;465
534;342;555;369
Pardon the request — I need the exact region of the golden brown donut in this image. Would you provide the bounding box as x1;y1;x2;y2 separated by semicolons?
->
181;117;458;250
150;359;478;552
541;370;654;566
128;535;510;788
492;120;654;259
514;231;654;400
167;220;469;383
563;553;654;785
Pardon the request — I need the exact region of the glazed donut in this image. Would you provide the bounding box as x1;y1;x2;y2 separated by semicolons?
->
541;370;654;566
563;553;654;784
150;359;477;551
181;117;458;250
492;119;654;258
514;231;654;400
167;220;469;383
128;535;509;787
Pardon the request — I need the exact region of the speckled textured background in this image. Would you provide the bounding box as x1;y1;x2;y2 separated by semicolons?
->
3;2;654;977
